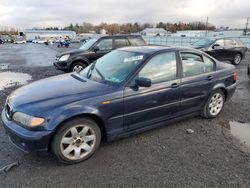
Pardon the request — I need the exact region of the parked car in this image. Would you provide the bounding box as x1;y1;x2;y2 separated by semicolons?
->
53;35;146;72
191;38;247;65
57;40;70;48
2;46;236;164
0;38;4;44
32;39;46;44
14;39;26;44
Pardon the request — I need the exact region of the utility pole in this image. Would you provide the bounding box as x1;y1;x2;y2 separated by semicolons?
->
205;17;208;37
244;17;249;36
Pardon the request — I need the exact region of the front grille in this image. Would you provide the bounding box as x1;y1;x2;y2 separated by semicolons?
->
5;103;11;119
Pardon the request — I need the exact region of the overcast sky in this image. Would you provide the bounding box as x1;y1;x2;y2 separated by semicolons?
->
0;0;249;29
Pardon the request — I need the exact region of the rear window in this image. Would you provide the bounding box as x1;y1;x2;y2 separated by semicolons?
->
181;52;215;77
128;37;145;46
234;40;244;46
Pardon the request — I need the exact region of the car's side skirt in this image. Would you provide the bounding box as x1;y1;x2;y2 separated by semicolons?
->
107;111;201;142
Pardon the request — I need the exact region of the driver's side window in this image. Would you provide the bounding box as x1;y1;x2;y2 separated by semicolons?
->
96;39;113;51
213;39;225;48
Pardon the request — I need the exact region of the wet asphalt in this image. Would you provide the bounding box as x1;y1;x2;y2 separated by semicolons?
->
0;43;250;188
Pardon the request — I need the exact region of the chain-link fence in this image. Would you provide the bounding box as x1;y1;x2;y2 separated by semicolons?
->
143;36;250;48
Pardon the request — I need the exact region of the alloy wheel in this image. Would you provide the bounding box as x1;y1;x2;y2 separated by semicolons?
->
73;65;84;72
60;124;96;160
208;93;224;116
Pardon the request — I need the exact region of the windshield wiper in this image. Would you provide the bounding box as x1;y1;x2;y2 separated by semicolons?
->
87;62;96;78
94;67;105;80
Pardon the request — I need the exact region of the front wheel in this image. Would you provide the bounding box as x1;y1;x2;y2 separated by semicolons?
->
202;89;225;119
52;118;101;164
71;62;86;72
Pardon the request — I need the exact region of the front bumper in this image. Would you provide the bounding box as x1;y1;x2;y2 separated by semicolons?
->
53;60;69;71
1;110;52;153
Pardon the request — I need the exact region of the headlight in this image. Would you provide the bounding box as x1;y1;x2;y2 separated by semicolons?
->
59;54;70;61
12;112;45;127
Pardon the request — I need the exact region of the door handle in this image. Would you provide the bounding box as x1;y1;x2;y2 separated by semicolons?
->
206;75;214;81
171;83;179;88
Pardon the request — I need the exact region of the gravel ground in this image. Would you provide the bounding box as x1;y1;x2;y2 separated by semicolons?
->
0;43;250;188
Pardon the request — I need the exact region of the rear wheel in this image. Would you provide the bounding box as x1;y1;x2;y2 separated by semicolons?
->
231;53;242;65
202;89;225;119
71;62;86;72
52;118;101;164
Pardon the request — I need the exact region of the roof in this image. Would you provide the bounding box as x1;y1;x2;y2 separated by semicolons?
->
118;45;196;55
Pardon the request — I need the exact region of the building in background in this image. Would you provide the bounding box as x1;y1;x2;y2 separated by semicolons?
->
173;30;204;37
140;28;171;36
24;30;76;41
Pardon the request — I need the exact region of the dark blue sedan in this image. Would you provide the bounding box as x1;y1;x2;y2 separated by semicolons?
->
1;46;236;164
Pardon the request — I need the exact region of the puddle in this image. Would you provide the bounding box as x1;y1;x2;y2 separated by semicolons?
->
221;121;250;147
0;72;32;90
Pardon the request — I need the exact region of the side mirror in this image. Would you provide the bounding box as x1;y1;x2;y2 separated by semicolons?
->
93;46;100;52
212;44;220;49
135;77;152;87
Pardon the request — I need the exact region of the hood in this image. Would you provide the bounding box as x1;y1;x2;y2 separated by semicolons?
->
57;49;89;56
189;44;206;49
8;73;113;114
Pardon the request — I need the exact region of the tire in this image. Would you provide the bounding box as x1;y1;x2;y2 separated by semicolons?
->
70;62;86;72
202;89;225;119
52;117;101;164
231;53;242;65
57;44;60;48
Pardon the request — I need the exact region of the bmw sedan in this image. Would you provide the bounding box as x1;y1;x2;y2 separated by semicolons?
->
1;46;236;164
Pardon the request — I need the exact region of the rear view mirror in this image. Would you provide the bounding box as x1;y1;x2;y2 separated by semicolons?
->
93;46;100;52
212;44;220;49
135;77;152;87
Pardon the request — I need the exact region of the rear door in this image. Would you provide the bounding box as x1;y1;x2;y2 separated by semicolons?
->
123;52;181;130
179;51;216;114
223;39;238;60
113;38;130;49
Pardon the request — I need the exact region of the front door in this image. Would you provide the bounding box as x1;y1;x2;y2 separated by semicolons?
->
123;52;181;130
207;39;226;61
89;38;113;62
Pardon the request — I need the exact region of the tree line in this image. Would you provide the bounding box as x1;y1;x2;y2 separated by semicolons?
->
62;21;216;34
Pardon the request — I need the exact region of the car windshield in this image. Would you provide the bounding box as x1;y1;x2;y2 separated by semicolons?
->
79;39;97;50
193;38;214;46
80;50;145;84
